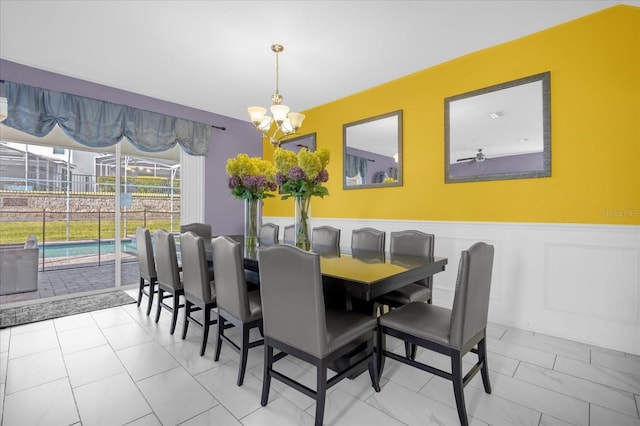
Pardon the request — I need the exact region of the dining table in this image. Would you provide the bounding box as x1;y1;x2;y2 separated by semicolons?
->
206;236;448;314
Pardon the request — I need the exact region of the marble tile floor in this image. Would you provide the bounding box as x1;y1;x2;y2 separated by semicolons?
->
1;289;639;426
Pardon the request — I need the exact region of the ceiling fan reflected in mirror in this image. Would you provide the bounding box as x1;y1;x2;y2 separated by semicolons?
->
456;148;489;163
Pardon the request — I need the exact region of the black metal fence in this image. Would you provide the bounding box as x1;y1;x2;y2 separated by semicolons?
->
0;209;177;271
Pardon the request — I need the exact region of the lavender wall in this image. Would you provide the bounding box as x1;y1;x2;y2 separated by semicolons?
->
346;147;397;184
206;122;262;235
449;152;544;178
0;59;260;234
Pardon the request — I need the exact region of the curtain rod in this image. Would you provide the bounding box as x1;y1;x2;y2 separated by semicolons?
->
0;80;226;131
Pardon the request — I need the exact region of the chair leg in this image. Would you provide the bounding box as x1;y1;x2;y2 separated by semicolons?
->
451;351;469;426
315;359;328;426
182;301;190;339
154;288;164;323
478;337;492;394
367;337;380;392
137;277;144;307
376;325;385;379
404;341;418;359
146;279;155;316
261;343;273;406
201;307;210;356
237;326;250;386
170;293;179;335
214;316;224;362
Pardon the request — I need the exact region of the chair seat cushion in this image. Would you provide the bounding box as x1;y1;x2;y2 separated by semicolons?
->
377;283;432;306
325;309;377;356
379;302;452;347
247;290;263;321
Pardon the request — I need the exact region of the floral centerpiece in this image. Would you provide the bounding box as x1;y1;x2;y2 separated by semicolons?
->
225;153;278;200
225;153;277;248
273;147;330;250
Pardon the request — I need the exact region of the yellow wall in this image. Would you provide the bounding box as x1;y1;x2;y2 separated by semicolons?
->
264;5;640;225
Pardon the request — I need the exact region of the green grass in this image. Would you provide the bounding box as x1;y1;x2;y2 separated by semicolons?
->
0;219;176;244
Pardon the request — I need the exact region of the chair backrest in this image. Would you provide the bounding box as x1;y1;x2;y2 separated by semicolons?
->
180;231;214;303
258;245;327;358
259;223;280;246
449;242;494;349
136;227;156;279
390;230;434;287
283;224;295;245
311;226;341;253
351;227;385;255
213;236;252;321
154;229;182;290
180;223;212;240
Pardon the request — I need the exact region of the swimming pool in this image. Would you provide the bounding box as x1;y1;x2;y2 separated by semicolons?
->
40;240;137;258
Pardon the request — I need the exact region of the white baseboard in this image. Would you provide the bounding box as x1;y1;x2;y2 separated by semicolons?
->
265;216;640;355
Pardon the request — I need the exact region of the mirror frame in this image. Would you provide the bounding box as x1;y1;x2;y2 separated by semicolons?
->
280;132;316;152
343;110;403;190
444;72;551;183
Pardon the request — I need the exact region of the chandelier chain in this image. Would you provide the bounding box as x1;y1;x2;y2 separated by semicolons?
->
275;49;280;97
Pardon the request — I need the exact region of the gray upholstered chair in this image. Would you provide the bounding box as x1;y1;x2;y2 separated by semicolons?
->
377;242;495;426
180;222;214;277
180;231;218;356
259;223;279;246
351;227;385;256
153;229;184;334
311;225;341;255
282;224;295;245
0;236;39;295
258;244;380;426
179;222;212;239
212;236;264;386
135;227;157;316
375;230;435;358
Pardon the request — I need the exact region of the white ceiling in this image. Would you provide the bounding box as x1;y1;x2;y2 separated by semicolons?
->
2;0;637;125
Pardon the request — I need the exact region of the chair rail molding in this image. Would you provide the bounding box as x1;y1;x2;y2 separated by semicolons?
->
265;215;640;355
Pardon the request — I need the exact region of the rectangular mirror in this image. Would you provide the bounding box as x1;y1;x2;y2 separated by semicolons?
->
343;110;402;189
445;72;551;183
280;132;316;153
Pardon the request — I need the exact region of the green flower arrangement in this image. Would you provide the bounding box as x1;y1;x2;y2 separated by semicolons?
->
273;147;330;199
225;153;278;200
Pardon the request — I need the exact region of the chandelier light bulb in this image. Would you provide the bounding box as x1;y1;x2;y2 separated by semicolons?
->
270;104;290;124
247;106;267;125
281;119;293;135
258;117;273;132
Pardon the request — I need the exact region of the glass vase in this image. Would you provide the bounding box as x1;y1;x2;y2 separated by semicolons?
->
294;196;311;251
244;198;260;251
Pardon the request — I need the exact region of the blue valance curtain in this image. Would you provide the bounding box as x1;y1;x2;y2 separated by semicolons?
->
345;154;368;182
2;82;211;155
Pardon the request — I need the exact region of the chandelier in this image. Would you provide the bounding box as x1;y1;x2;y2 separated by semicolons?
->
247;44;305;148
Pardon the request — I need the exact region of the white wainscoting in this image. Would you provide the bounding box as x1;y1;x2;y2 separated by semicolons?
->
264;216;640;355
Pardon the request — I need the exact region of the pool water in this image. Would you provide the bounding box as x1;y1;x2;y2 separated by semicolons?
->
40;240;137;258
